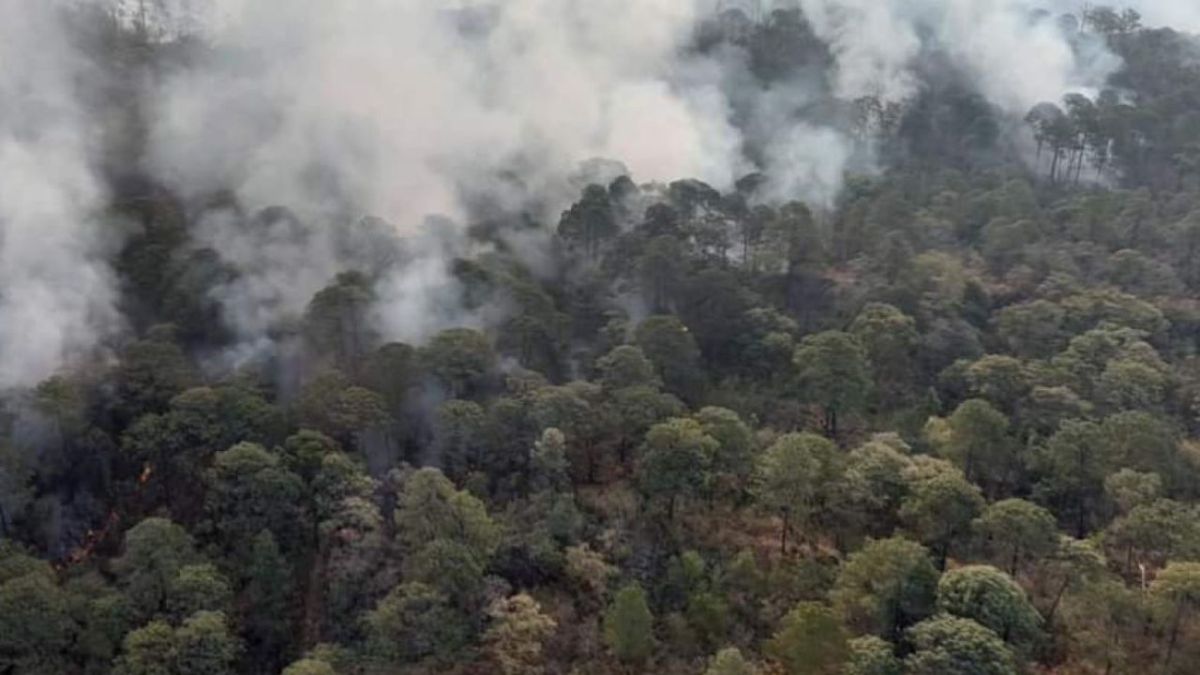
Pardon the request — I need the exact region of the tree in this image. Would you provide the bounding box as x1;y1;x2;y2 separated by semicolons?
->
204;442;306;558
637;418;717;519
559;183;618;260
831;439;914;543
766;602;849;675
974;499;1059;576
901;469;985;568
596;345;661;390
850;303;918;405
904;615;1017;675
792;331;871;437
114;620;176;675
484;593;557;675
364;583;470;664
832;537;940;640
695;406;756;501
166;564;231;621
1150;562;1200;673
0;570;77;674
393;467;499;561
1033;419;1112;536
757;432;840;553
303;271;376;371
936;566;1042;649
174;611;240;675
115;517;198;619
1105;469;1162;514
635;315;705;402
420;328;496;398
705;647;760;675
845;636;902;675
281;659;336;675
933;399;1016;496
604;583;654;664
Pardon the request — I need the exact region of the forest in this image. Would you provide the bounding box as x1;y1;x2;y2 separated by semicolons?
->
4;1;1200;674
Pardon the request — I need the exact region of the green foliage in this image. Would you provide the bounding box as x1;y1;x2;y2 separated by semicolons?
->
845;636;902;675
705;647;760;675
973;499;1059;575
393;467;499;561
936;566;1042;649
904;614;1017;675
792;331;871;436
832;537;939;640
364;582;470;664
766;602;849;675
483;593;557;675
637;418;717;518
604;583;655;663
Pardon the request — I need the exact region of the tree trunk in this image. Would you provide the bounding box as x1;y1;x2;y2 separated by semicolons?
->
1044;575;1072;624
780;510;789;555
1163;603;1185;674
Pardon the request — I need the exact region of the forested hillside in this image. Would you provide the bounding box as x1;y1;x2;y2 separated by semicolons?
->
4;2;1200;674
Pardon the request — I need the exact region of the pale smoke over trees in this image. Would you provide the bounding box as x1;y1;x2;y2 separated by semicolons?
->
0;1;121;388
0;0;1192;383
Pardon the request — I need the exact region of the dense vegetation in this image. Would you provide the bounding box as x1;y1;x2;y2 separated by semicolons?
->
5;4;1200;675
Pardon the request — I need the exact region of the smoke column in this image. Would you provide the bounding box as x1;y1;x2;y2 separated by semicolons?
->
0;0;120;388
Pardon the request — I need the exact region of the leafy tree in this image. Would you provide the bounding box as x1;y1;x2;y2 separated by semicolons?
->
932;399;1016;496
901;469;985;568
845;636;903;675
904;614;1018;675
832;537;940;640
637;418;717;519
281;659;336;675
831;439;913;542
114;620;176;675
635;315;705;402
484;593;557;675
695;406;756;500
757;432;840;553
364;582;470;664
1104;469;1162;514
1150;562;1200;672
604;583;654;664
792;331;871;437
0;570;77;674
596;345;661;390
203;442;307;558
936;566;1042;649
420;328;496;398
166;564;231;621
115;518;198;619
1033;420;1110;537
174;611;240;675
850;303;919;405
393;467;499;561
705;647;760;675
974;499;1059;575
766;602;849;675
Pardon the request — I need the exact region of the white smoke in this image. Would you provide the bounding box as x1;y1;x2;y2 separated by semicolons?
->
796;0;1121;112
138;0;1176;356
0;1;120;388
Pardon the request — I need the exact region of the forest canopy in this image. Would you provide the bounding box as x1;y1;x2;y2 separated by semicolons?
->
3;1;1200;674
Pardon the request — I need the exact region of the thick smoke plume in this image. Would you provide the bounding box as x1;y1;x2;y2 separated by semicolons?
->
0;1;120;389
5;0;1193;380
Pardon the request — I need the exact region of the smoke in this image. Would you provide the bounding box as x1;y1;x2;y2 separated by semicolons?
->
4;0;1177;381
795;0;1121;112
0;0;120;389
143;0;753;354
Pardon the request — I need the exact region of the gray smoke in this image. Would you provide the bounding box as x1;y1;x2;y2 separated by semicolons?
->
0;0;121;389
4;0;1187;381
